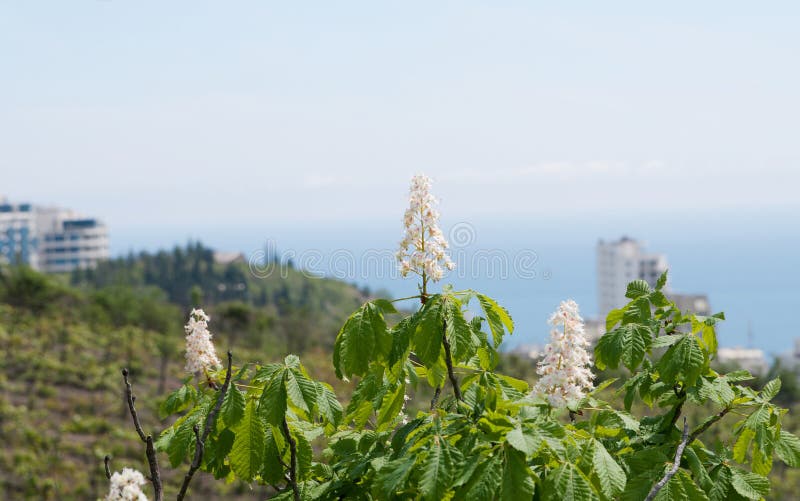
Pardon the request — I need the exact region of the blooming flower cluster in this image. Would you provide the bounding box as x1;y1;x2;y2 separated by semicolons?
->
531;299;594;408
184;308;222;375
105;467;148;501
396;174;455;282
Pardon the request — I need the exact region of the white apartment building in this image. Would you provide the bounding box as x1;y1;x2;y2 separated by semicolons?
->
0;197;109;273
596;237;669;319
0;198;39;269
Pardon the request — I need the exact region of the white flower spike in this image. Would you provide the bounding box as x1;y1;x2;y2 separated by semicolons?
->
184;308;222;375
396;174;455;283
531;299;595;408
105;467;149;501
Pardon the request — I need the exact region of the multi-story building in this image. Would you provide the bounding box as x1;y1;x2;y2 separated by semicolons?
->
0;198;39;268
596;237;669;319
0;196;109;273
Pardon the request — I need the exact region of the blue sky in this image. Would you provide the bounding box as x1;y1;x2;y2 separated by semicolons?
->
2;2;799;232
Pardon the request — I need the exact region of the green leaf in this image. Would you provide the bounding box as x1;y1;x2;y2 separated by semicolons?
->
591;439;626;498
295;431;313;480
676;470;710;501
286;370;314;415
159;384;195;419
333;302;389;378
652;334;685;349
760;378;781;401
261;425;285;485
377;456;416;497
372;298;398;314
656;270;668;290
501;445;535;501
376;383;406;430
506;426;537;455
315;382;343;427
476;293;514;347
419;439;454;501
595;323;652;371
543;463;596;501
657;335;706;387
708;465;733;501
443;295;475;362
167;416;197;468
220;384;246;427
775;430;800;467
730;469;769;500
413;297;445;368
459;454;501;499
734;428;755;463
605;307;625;331
260;369;288;426
625;279;652;299
230;400;265;481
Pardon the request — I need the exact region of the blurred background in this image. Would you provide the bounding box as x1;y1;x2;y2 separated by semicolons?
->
2;2;799;499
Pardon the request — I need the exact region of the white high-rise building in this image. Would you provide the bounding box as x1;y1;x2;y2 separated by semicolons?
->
596;237;669;319
0;197;109;273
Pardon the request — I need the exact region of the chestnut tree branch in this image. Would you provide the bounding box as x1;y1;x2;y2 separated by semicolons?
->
177;351;233;501
122;368;163;501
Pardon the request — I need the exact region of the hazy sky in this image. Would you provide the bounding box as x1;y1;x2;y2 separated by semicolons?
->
2;2;799;232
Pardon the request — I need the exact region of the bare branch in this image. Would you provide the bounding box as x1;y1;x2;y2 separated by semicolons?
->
645;417;689;501
122;368;163;501
104;455;112;480
177;350;233;501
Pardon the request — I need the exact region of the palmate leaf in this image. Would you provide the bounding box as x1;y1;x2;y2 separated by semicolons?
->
543;463;597;501
260;369;288;426
159;384;195;418
656;335;706;387
315;382;343;427
220;384;246;427
230;399;265;481
333;301;390;378
730;469;770;500
476;293;513;347
413;296;445;367
590;439;626;498
419;438;455;501
775;430;800;467
443;295;475;362
500;444;535;501
595;323;652;371
377;456;416;497
376;382;406;430
625;279;652;299
458;453;501;499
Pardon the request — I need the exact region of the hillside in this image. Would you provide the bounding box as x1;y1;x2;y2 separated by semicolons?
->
0;252;367;500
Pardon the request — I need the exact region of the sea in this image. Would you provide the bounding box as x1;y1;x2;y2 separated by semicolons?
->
112;209;800;358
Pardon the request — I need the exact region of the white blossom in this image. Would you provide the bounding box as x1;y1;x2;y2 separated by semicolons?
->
531;300;594;408
184;308;221;375
105;467;148;501
398;393;412;425
396;174;455;282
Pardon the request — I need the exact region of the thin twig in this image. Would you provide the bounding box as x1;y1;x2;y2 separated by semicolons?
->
688;406;732;445
104;455;112;480
177;351;233;501
281;417;301;501
122;368;163;501
441;320;462;403
645;417;689;501
430;386;442;411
